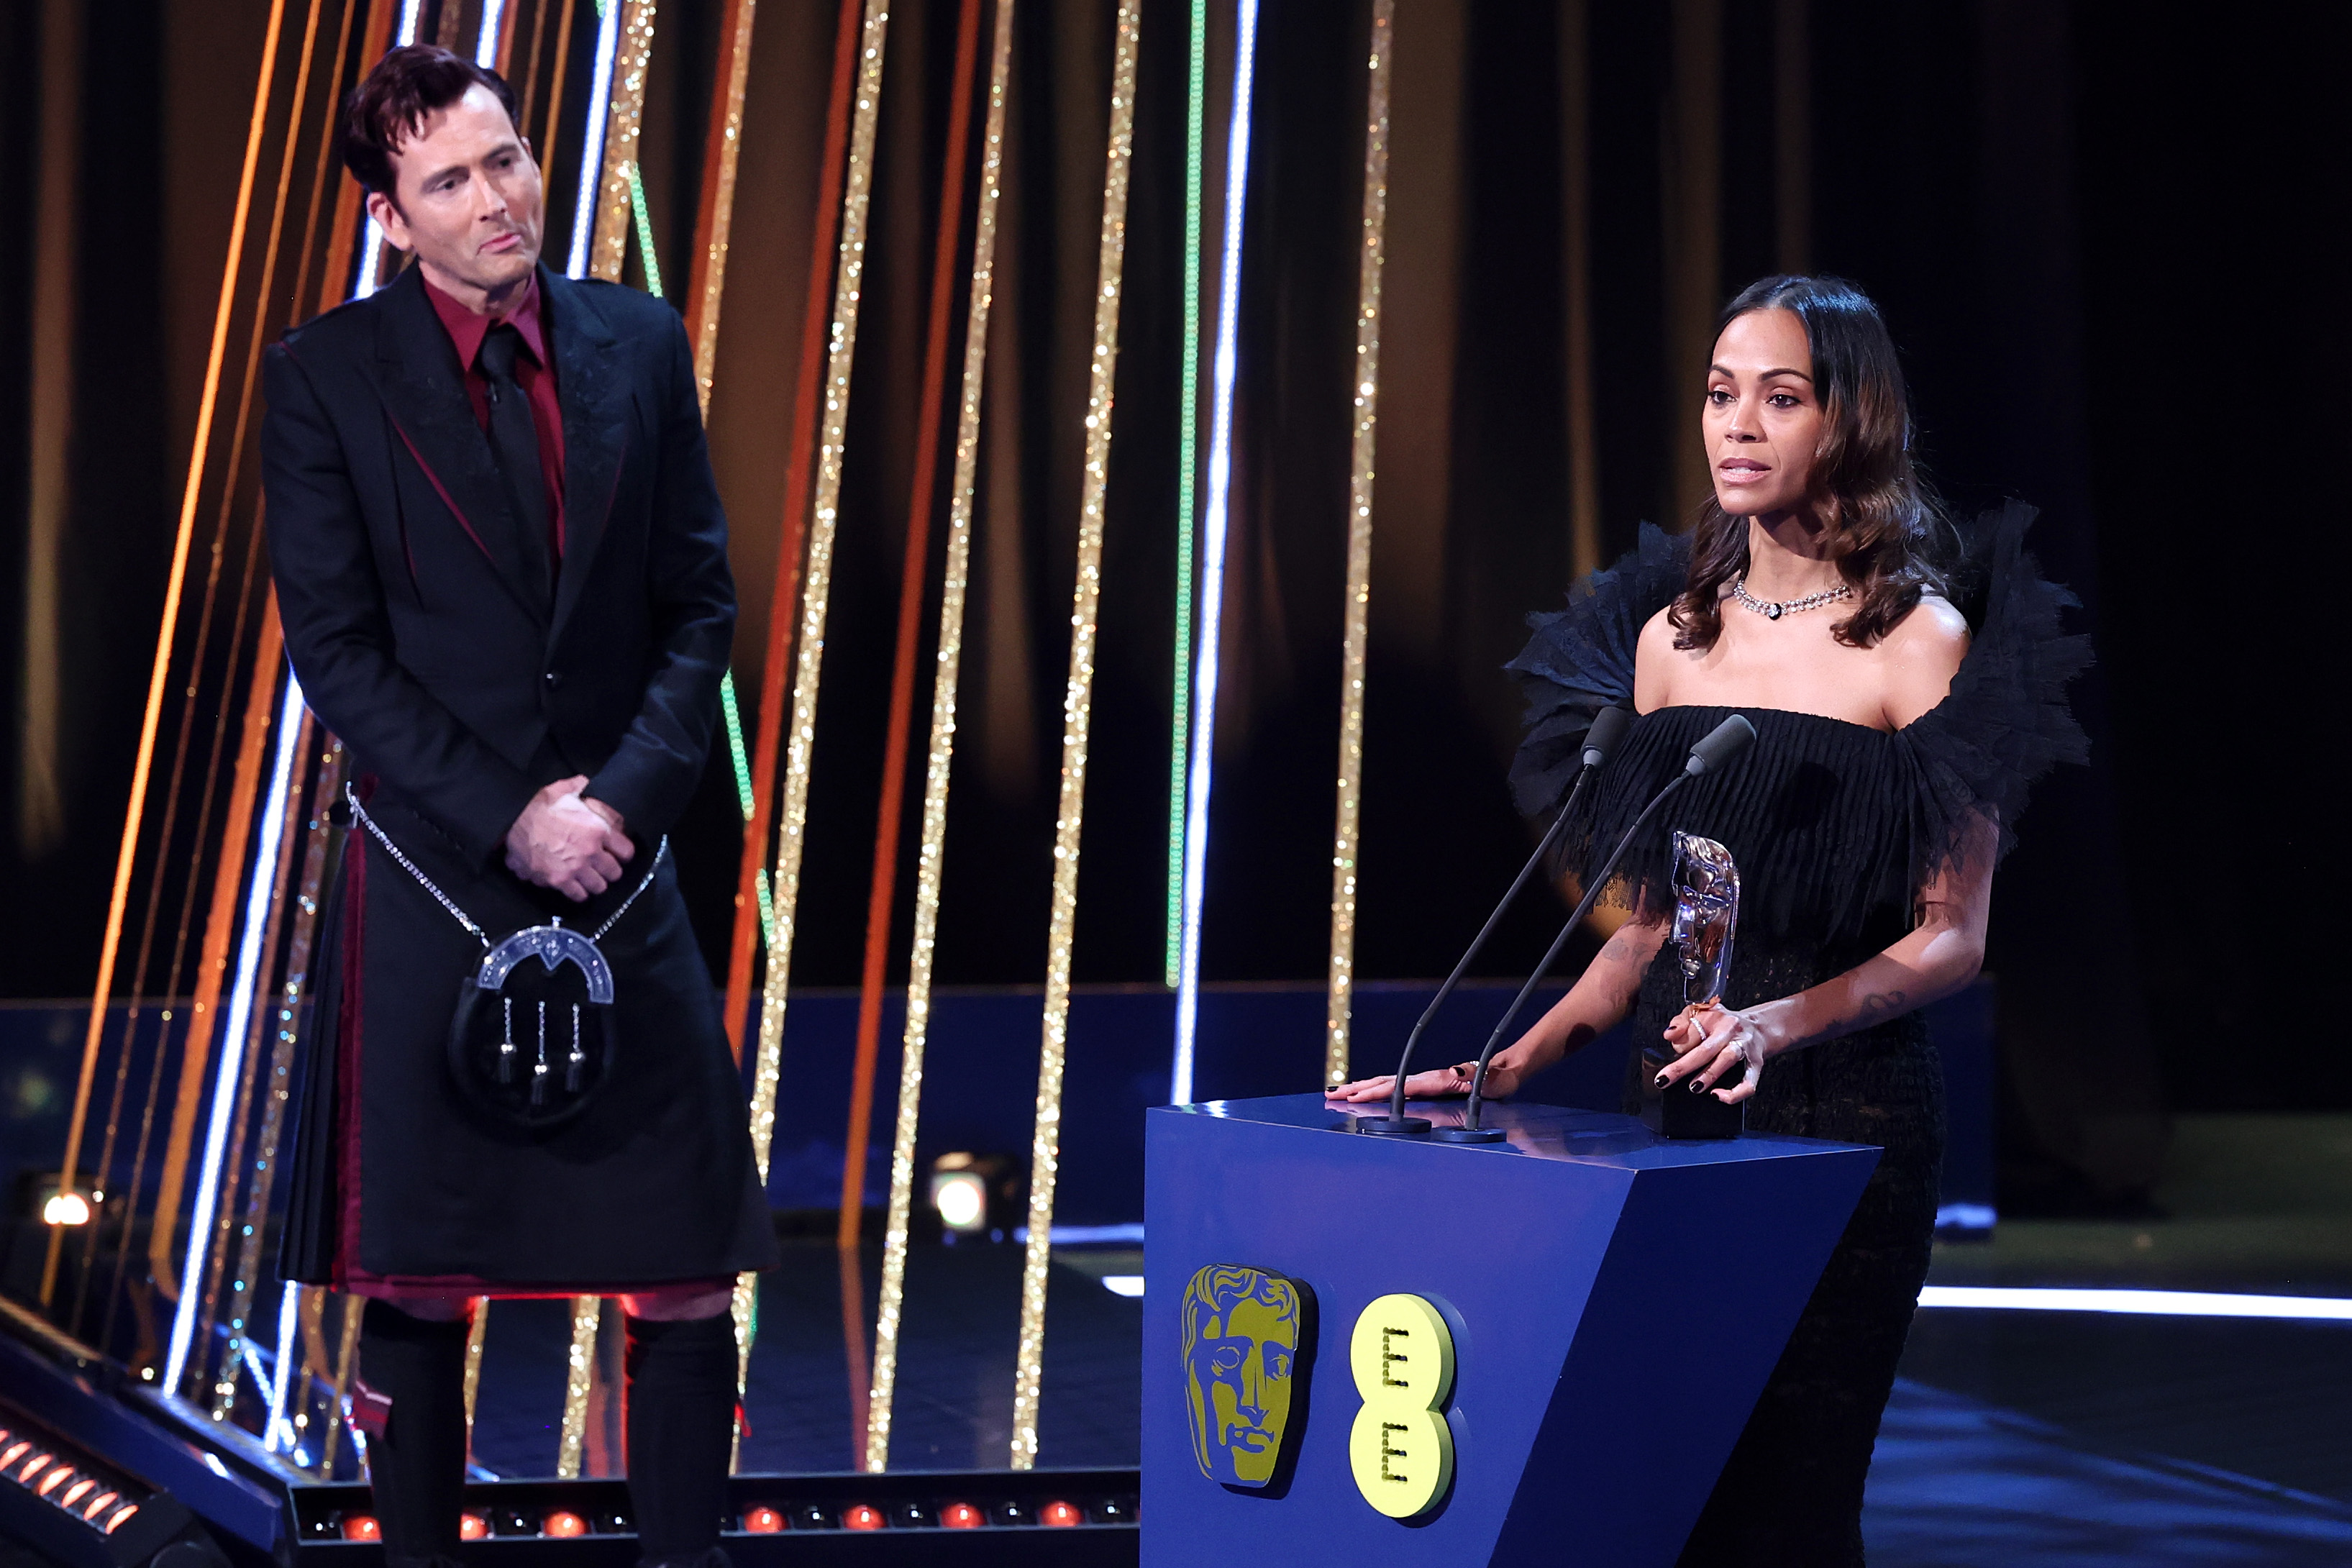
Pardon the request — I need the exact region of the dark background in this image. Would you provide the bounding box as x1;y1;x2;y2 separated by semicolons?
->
0;0;2339;1208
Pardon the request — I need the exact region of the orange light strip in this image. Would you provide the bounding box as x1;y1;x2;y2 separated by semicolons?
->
42;0;291;1310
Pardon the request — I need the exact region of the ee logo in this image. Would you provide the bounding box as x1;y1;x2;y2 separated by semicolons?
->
1346;1293;1456;1518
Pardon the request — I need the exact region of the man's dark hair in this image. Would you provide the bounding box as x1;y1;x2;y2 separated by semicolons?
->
339;44;520;197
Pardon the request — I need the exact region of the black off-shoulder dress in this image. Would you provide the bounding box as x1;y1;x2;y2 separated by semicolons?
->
1507;503;2089;1565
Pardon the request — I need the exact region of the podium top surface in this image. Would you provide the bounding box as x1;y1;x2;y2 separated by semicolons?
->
1152;1092;1876;1170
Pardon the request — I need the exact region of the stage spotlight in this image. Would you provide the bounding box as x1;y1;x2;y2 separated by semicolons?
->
338;1514;380;1541
1040;1500;1083;1527
42;1193;90;1226
739;1507;784;1534
939;1502;985;1529
927;1152;1021;1239
542;1510;588;1538
839;1504;885;1531
459;1511;489;1541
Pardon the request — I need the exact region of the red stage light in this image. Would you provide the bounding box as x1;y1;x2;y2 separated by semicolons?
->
840;1504;885;1531
0;1442;29;1469
940;1502;985;1529
1040;1500;1083;1527
338;1515;380;1541
739;1507;785;1534
82;1492;119;1522
61;1479;97;1508
35;1467;73;1497
460;1511;490;1541
104;1505;140;1534
543;1511;588;1538
17;1453;52;1482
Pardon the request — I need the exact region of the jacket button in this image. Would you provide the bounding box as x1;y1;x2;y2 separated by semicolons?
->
544;670;564;690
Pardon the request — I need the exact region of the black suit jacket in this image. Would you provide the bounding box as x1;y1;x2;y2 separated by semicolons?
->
262;261;733;862
263;263;773;1287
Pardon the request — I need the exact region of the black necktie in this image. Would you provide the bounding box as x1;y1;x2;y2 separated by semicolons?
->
477;323;553;603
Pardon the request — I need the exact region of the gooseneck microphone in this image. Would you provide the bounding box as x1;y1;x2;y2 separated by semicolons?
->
1435;712;1757;1144
1355;707;1635;1136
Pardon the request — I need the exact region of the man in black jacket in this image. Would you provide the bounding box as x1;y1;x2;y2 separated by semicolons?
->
263;45;772;1568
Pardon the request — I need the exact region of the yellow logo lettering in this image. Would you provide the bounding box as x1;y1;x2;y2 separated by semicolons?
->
1347;1294;1456;1518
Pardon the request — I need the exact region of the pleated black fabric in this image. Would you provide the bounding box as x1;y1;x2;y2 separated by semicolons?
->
1504;503;2089;1566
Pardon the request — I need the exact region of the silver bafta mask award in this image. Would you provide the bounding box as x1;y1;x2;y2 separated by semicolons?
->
1649;831;1746;1137
1670;831;1740;1010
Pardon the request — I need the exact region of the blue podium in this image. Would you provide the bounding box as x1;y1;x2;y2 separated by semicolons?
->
1142;1094;1878;1566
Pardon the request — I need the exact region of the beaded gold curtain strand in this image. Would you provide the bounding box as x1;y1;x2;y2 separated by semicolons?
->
1009;0;1143;1472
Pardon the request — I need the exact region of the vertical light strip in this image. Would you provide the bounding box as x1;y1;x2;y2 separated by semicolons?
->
624;161;665;301
565;0;624;278
462;1300;488;1449
40;0;290;1310
162;669;305;1399
556;1295;599;1477
685;0;759;413
557;0;657;1468
749;0;892;1187
475;0;509;67
867;0;1014;1475
1172;0;1261;1106
1164;0;1207;988
589;1;658;284
1323;0;1395;1087
264;1280;301;1449
353;1;427;300
1010;0;1141;1472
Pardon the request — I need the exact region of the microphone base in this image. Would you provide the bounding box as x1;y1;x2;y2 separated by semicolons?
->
1431;1124;1507;1144
1355;1116;1433;1136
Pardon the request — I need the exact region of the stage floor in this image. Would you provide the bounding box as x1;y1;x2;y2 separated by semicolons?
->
452;1112;2352;1567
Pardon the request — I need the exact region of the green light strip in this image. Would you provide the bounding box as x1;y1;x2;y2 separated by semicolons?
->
627;150;770;951
624;160;665;300
719;673;756;820
1165;0;1208;989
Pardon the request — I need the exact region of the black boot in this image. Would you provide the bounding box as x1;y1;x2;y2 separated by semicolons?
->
357;1300;470;1568
624;1312;739;1568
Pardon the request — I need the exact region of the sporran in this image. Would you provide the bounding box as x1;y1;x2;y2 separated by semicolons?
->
348;785;666;1130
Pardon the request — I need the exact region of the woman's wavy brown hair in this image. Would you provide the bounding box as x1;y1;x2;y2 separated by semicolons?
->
1670;275;1948;651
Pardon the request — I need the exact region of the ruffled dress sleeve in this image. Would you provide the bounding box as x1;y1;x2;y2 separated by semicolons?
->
1504;523;1691;817
1893;499;2093;884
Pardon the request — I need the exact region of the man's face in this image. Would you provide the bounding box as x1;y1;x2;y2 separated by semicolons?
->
373;84;543;305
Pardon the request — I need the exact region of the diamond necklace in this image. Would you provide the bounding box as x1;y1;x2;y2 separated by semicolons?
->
1730;574;1852;621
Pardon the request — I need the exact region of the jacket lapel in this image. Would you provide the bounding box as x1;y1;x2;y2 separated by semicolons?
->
542;268;631;649
369;266;547;624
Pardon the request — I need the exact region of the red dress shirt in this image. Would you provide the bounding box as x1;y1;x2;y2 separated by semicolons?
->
423;272;568;562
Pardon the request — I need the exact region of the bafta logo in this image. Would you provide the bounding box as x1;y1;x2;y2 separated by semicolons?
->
1181;1264;1306;1487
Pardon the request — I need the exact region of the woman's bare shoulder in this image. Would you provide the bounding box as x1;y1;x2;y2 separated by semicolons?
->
1880;593;1970;726
1633;603;1682;708
1885;593;1970;660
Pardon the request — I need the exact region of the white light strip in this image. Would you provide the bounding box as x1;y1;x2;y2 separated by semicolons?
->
1918;1286;2352;1321
475;0;509;68
264;1280;301;1449
565;0;624;280
1101;1276;1144;1299
350;2;427;299
163;671;308;1398
1171;0;1260;1107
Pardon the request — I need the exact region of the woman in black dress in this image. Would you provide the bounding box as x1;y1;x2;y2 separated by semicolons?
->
1332;274;2087;1563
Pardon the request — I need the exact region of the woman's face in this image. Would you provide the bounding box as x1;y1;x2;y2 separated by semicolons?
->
1703;307;1823;518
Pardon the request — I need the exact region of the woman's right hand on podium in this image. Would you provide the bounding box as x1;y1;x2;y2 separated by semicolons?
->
1325;1059;1526;1104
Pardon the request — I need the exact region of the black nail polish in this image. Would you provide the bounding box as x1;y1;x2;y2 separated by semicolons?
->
1689;1078;1708;1094
1654;1072;1671;1088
